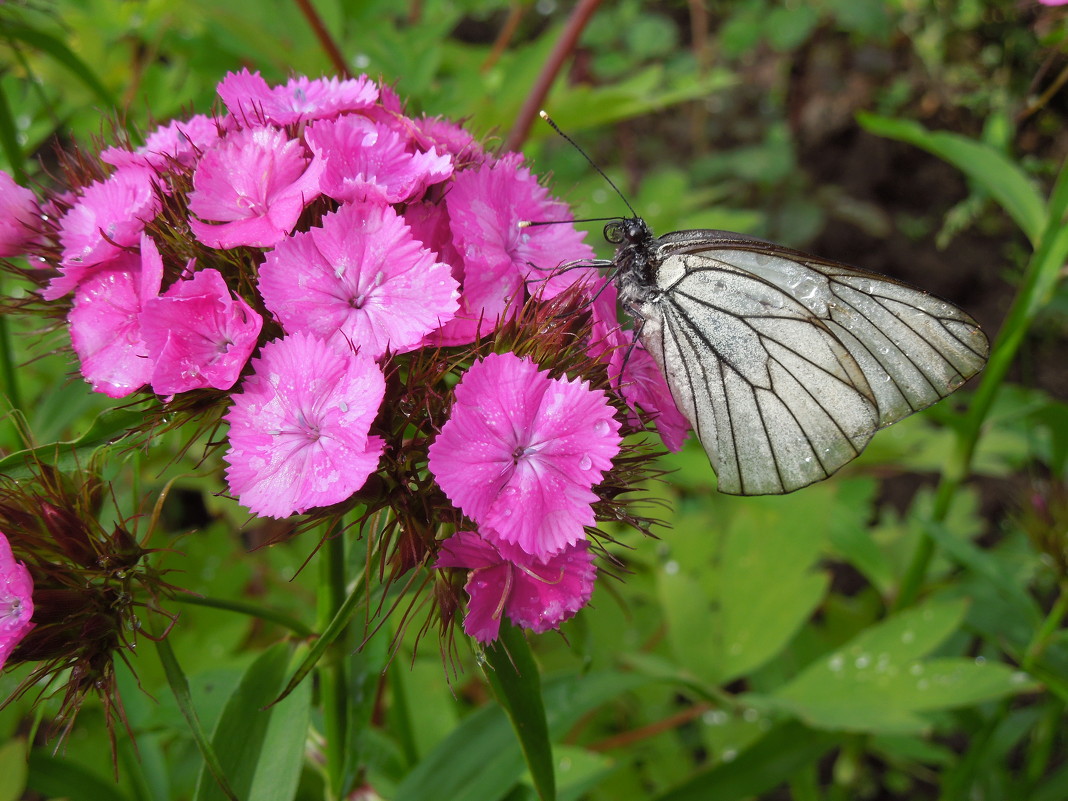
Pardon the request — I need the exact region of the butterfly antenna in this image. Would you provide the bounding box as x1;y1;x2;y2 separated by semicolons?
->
538;110;640;220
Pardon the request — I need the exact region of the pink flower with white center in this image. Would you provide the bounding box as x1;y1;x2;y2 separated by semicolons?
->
0;531;34;670
258;203;459;359
141;268;263;396
217;69;379;126
445;154;594;338
305;115;453;205
101;115;221;170
49;166;160;299
68;233;164;398
435;531;596;644
188;127;323;249
0;170;38;258
428;352;621;559
223;332;386;518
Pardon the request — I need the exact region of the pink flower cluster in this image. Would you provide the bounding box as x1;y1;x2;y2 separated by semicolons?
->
0;70;688;643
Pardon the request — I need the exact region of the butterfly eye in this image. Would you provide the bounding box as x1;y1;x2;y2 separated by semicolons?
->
604;222;624;244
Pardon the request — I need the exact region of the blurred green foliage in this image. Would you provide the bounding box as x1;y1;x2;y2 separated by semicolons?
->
2;1;1068;800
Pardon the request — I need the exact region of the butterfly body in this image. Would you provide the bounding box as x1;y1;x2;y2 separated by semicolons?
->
607;218;990;496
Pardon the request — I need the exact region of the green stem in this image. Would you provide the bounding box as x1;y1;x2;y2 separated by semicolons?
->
0;276;25;448
319;528;349;801
895;161;1068;610
170;593;314;637
1023;581;1068;672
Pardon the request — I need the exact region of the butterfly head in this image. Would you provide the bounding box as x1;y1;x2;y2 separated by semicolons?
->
604;217;653;249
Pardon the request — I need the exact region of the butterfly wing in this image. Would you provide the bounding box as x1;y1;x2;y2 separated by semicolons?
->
633;234;988;495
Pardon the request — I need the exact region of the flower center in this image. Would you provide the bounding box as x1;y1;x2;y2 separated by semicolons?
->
511;444;538;464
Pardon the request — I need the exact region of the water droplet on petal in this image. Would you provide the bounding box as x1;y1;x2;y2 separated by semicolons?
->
579;454;593;470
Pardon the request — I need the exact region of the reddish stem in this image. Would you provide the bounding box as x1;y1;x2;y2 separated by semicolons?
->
293;0;351;78
503;0;603;152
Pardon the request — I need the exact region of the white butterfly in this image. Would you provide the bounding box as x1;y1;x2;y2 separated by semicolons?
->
608;218;990;495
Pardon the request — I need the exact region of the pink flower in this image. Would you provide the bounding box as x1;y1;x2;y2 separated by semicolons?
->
258;203;459;358
412;115;484;164
217;69;378;126
445;154;594;338
435;531;596;643
305;115;453;205
0;170;38;258
101;115;221;170
50;166;160;299
428;352;621;559
589;284;688;451
68;233;164;398
141;268;263;395
403;202;481;346
223;333;386;518
0;531;35;669
188;127;323;249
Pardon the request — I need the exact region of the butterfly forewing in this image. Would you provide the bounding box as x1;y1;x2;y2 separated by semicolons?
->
619;228;989;495
705;243;990;427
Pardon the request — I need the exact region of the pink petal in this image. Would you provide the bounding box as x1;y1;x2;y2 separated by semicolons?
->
223;333;385;518
258;203;458;358
218;69;378;126
505;540;596;634
0;170;38;258
434;530;501;571
142;268;263;395
306;115;453;205
68;254;153;398
50;166;160;298
0;531;34;669
428;353;621;559
445;154;594;336
188;127;322;249
102;115;221;170
462;561;511;643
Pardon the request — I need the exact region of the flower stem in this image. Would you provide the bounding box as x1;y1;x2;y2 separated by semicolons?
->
170;593;314;637
1024;580;1068;672
894;160;1068;611
318;525;350;801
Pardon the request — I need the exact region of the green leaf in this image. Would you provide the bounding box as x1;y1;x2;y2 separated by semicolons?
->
652;720;840;801
553;745;616;801
1;21;116;110
857;113;1046;246
766;597;1031;732
483;626;555;801
659;487;837;683
194;642;312;801
395;671;651;801
156;636;237;801
25;751;132;801
0;405;151;479
0;738;27;801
